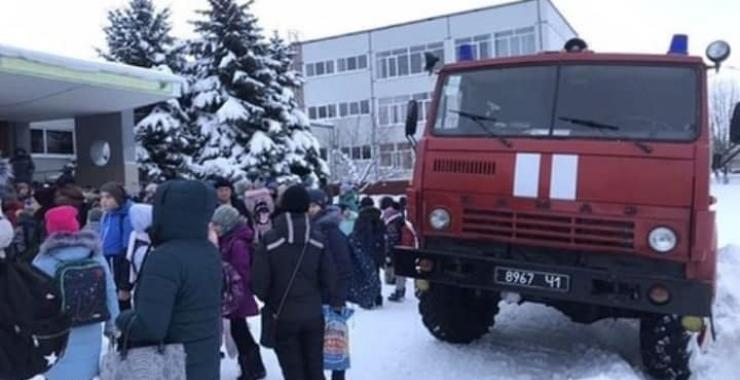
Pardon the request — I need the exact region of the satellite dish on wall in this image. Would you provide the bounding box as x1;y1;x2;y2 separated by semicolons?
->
90;140;111;167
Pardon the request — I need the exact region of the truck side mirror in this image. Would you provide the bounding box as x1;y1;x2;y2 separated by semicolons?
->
731;102;740;144
405;100;419;137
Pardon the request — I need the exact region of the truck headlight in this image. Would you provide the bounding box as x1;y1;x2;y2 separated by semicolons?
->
429;209;451;230
648;227;677;253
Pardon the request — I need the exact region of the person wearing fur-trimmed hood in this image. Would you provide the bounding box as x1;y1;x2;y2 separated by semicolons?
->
32;206;119;380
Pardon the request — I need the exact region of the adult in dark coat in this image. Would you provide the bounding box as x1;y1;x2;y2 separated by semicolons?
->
308;189;353;380
10;148;34;184
351;197;386;308
212;205;266;380
308;190;353;307
252;185;339;380
116;180;223;380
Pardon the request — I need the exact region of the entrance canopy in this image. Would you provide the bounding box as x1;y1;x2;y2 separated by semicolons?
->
0;43;183;122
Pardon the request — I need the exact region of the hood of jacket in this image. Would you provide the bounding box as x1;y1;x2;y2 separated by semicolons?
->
151;180;217;245
39;230;102;257
358;206;381;222
129;203;153;233
314;205;342;229
220;222;254;247
108;199;133;216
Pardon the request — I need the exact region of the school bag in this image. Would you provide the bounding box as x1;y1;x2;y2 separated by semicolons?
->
53;253;110;327
221;261;246;317
0;254;71;380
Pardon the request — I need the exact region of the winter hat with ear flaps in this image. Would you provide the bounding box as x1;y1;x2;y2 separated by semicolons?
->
211;205;241;235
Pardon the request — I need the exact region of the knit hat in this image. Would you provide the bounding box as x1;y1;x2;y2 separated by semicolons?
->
100;182;127;206
360;197;375;208
380;196;395;210
211;205;241;236
308;189;328;208
280;185;310;213
45;206;80;234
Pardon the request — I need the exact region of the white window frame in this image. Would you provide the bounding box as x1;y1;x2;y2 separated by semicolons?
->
455;34;492;61
495;27;536;58
376;42;445;80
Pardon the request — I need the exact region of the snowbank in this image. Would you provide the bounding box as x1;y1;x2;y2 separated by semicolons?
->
691;245;740;380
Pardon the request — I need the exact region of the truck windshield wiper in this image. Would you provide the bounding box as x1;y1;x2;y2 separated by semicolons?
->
558;116;620;131
450;109;512;148
558;116;653;154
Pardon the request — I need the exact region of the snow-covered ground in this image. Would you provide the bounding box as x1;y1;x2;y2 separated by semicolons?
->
221;178;740;380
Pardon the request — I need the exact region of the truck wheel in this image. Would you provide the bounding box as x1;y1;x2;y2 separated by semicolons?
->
640;314;691;380
418;284;499;344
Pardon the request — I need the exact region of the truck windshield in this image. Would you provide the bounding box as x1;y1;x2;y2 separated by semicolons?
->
434;65;698;141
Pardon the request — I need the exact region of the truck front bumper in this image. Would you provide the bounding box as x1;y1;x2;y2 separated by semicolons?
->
393;246;713;316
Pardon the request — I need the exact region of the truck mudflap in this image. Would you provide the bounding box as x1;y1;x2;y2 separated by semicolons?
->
393;246;713;316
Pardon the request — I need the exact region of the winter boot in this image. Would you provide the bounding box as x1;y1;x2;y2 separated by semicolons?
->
375;294;383;308
388;289;405;302
241;347;266;380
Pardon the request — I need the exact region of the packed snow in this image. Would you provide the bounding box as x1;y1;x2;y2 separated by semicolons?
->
217;178;740;380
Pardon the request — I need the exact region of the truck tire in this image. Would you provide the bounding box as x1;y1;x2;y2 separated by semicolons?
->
418;284;499;344
640;314;691;380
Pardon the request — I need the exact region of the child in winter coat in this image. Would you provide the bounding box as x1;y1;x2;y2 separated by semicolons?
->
211;205;266;380
99;182;134;311
381;197;407;302
33;206;119;380
125;203;153;288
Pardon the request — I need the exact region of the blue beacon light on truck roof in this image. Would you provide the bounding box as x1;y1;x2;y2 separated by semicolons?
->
669;34;689;55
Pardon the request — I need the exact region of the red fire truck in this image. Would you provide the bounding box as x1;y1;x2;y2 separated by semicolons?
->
394;37;738;380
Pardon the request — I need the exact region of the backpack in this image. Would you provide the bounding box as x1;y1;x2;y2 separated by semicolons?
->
0;256;71;380
54;254;110;327
221;261;246;317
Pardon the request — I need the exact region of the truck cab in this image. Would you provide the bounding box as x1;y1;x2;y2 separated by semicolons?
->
394;38;735;380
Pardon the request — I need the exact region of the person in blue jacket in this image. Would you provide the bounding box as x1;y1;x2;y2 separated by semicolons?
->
99;182;134;310
33;206;119;380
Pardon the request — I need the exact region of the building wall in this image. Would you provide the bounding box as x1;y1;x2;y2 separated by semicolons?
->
299;0;577;181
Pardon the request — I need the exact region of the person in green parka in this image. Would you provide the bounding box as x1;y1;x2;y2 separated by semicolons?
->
115;180;223;380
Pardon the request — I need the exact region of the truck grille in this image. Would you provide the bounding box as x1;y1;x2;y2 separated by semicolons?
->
461;208;635;250
433;159;496;176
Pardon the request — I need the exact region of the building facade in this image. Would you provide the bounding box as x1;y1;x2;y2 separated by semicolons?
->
296;0;577;182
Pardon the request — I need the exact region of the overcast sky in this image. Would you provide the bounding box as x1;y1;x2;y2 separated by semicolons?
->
0;0;739;69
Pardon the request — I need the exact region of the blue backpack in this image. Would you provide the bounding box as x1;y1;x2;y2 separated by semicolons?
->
54;254;110;327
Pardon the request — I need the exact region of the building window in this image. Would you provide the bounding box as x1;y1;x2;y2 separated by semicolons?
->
320;148;328;160
378;93;431;127
30;128;75;156
305;63;315;77
376;42;444;80
380;144;395;167
308;100;371;120
340;147;351;157
455;34;492;61
362;145;372;160
305;59;336;77
335;54;368;74
495;27;536;57
30;130;45;154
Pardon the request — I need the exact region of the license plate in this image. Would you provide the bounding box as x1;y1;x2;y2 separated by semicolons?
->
494;267;570;292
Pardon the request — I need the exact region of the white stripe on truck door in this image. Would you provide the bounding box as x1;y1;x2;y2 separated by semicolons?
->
549;154;579;200
513;153;541;198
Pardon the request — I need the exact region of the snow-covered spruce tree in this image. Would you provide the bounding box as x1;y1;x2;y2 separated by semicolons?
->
99;0;195;182
189;0;327;183
266;32;328;185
